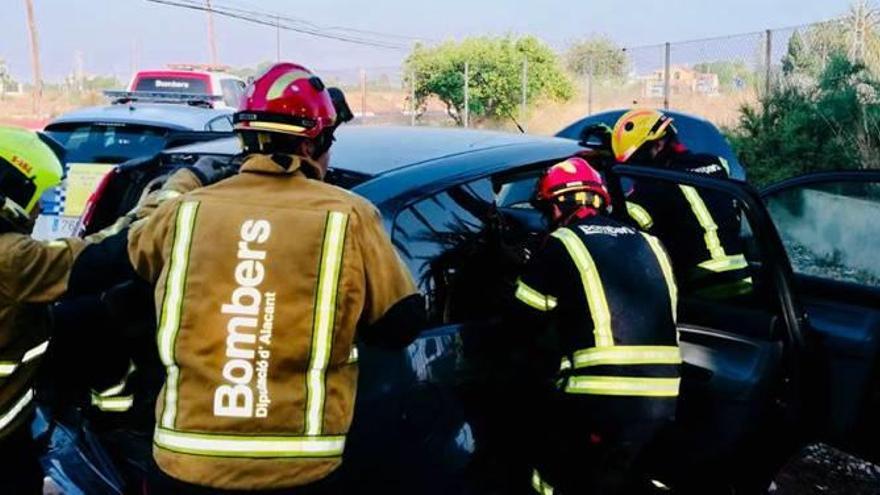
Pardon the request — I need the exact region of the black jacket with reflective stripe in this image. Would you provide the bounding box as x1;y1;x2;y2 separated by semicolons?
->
513;215;679;382
626;150;748;289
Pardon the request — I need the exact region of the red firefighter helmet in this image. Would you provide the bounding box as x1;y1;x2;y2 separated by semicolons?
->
233;62;336;139
535;157;611;210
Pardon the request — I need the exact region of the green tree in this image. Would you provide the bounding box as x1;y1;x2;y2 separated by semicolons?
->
564;37;628;79
729;54;880;186
782;30;820;76
404;36;574;125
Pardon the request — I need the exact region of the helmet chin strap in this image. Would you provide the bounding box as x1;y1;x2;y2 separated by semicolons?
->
0;195;34;234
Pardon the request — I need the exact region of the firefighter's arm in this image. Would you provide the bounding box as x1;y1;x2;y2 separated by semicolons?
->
130;156;235;220
0;234;86;304
130;168;202;220
354;202;427;349
127;198;179;284
510;236;567;318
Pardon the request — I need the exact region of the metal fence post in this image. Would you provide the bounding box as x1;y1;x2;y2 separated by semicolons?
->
521;58;528;131
663;42;671;110
464;62;469;128
360;68;367;121
410;71;416;127
765;29;773;97
587;55;594;115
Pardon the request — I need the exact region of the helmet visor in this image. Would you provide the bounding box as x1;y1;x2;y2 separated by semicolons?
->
0;157;36;211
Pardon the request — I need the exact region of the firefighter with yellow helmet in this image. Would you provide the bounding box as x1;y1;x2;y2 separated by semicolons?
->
0;126;81;493
612;109;751;297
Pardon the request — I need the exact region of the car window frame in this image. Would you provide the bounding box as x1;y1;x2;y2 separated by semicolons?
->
760;169;880;305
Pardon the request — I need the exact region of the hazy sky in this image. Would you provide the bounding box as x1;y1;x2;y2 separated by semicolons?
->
3;0;856;82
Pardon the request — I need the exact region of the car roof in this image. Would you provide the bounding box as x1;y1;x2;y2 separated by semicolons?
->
167;125;581;176
46;103;234;131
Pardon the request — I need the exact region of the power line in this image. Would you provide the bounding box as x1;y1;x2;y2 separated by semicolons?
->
146;0;410;50
211;0;430;42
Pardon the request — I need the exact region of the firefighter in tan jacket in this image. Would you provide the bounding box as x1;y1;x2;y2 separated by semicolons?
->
123;63;425;494
0;127;82;493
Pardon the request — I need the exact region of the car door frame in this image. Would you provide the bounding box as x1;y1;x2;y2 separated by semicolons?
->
610;164;807;349
760;169;880;460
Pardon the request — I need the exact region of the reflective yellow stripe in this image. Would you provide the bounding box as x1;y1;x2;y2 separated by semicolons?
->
91;362;136;413
0;364;15;377
572;346;681;368
347;346;359;364
626;201;654;230
0;341;49;377
559;356;572;371
91;394;134;412
157;201;199;429
0;389;34;432
719;156;731;175
695;277;754;299
515;279;558;312
22;341;49;363
531;469;555;495
552;229;614;347
154;428;346;458
679;185;727;261
565;376;680;397
698;254;749;273
641;233;678;321
236;121;307;135
306;212;349;436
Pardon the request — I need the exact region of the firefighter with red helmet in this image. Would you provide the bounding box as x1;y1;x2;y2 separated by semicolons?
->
509;157;680;494
73;63;425;494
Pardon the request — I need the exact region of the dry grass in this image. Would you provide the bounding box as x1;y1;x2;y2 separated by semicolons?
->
1;85;760;134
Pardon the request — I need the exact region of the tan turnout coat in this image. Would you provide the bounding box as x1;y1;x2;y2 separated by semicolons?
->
128;154;416;490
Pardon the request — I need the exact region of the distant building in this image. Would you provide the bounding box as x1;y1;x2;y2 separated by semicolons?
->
639;65;720;97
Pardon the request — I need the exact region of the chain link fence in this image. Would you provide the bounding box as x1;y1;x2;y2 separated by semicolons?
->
327;19;870;135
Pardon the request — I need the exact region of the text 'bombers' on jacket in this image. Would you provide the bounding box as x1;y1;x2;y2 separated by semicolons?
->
126;153;418;490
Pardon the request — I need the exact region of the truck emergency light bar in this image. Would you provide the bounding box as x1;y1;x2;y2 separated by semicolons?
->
103;90;223;107
166;63;233;72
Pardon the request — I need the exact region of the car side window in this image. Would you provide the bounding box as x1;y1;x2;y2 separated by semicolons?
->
765;179;880;288
220;79;245;108
206;115;233;132
392;179;495;325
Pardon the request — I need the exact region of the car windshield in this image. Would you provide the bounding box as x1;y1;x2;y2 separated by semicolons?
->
45;123;169;164
134;76;209;94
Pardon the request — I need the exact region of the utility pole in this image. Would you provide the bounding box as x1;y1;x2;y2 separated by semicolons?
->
276;15;282;62
360;68;367;120
663;42;671;110
410;71;416;127
520;58;528;130
206;0;219;65
24;0;42;114
74;50;84;93
765;30;773;98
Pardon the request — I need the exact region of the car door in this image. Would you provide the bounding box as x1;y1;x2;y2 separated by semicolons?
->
344;178;499;495
600;165;808;491
761;170;880;464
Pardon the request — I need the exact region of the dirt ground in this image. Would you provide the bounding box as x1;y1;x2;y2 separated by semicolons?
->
774;444;880;494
